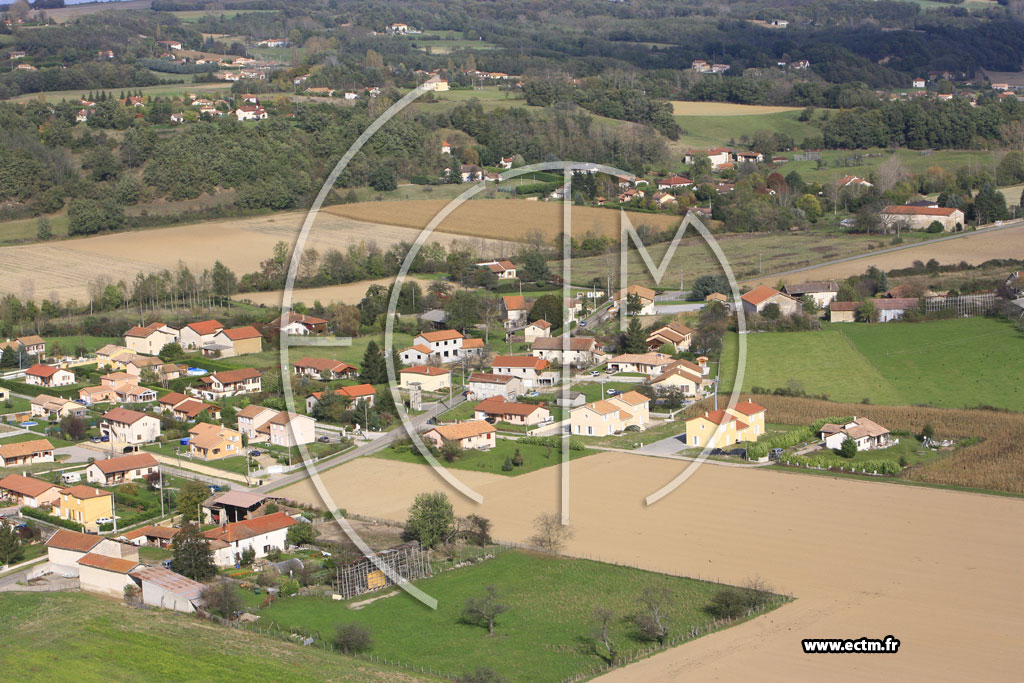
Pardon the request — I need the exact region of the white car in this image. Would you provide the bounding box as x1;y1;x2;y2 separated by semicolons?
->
606;389;620;396
590;370;600;377
96;517;114;525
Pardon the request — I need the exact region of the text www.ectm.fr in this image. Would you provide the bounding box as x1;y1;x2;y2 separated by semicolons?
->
802;636;901;654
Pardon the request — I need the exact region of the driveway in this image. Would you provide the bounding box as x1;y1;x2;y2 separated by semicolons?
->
653;303;705;314
635;435;687;456
54;445;99;464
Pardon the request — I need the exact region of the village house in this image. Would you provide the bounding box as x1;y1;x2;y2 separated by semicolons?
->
188;423;243;460
201;490;278;525
157;40;182;50
306;384;376;413
782;281;839;309
828;301;858;323
649;358;708;396
237;404;279;442
52;485;115;532
473;397;550;426
399;365;451;392
657;175;692;190
192;368;262;400
30;394;87;420
829;298;920;323
460;164;483;181
271;312;329;335
611;285;656;316
651;191;677;207
423;420;496;451
740;285;800;317
177;319;224;349
523;319;552;343
0;474;60;508
881;205;964;231
645;322;693;352
294;357;358;380
819;417;892;451
266;411;316;448
491;355;555;388
400;329;466;365
17;335;46;357
501;295;530;328
86;452;159;486
837;175;873;190
466;373;522;401
124;355;164;378
129;566;205;613
203;511;299;566
684;147;733;170
96;344;134;370
529;336;604;368
684;399;766;449
423;75;449;91
0;439;54;467
569;391;651;436
100;408;161;445
24;364;75;388
606;352;674;377
123;322;178;355
477;260;517;279
45;529;131;576
234;105;268;121
205;326;263;358
121;525;180;549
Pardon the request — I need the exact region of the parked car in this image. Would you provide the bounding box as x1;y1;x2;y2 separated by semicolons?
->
590;370;600;376
96;517;113;525
100;435;109;442
208;485;223;493
90;436;101;443
248;450;261;457
74;399;87;405
606;389;620;396
316;435;330;443
579;320;587;327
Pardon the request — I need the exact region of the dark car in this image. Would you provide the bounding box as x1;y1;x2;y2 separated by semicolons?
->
316;435;330;443
729;448;747;458
710;448;724;456
248;450;261;457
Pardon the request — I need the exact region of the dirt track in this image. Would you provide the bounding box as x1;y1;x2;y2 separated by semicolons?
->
279;455;1024;681
0;212;514;302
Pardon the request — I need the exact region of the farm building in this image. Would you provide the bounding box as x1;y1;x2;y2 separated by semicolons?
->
740;286;799;317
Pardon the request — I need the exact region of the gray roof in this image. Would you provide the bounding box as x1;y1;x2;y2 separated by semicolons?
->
419;309;448;323
129;566;205;601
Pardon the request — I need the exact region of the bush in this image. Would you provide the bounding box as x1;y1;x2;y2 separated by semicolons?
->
202;581;244;618
780;453;901;475
707;581;774;620
279;578;300;596
20;506;82;531
334;623;373;654
518;435;586;451
744;417;848;460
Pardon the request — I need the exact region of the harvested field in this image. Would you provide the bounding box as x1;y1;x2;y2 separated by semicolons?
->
279;453;1024;682
670;101;801;116
0;211;514;302
745;223;1024;287
323;199;681;242
44;0;151;22
745;394;1024;494
232;276;457;307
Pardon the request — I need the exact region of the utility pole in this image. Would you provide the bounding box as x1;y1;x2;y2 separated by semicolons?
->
159;465;164;517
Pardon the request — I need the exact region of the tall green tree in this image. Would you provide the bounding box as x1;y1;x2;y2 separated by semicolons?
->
403;491;455;549
172;523;216;581
519;249;550;284
622;316;647;353
0;524;24;566
176;479;209;522
361;339;386;384
528;294;564;330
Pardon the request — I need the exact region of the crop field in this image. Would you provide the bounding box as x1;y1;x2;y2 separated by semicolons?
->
0;592;414;682
43;0;152;23
719;318;1024;410
325;199;683;244
165;9;277;23
670;102;801;116
279;450;1024;682
562;230;910;288
775;148;1005;185
9;80;228;105
232;276;456;307
673;109;824;150
258;549;762;681
0;211;516;302
743;222;1024;287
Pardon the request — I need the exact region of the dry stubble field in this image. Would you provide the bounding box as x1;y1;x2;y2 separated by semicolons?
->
280;455;1024;682
232;276;458;307
0;211;515;302
669;101;801;116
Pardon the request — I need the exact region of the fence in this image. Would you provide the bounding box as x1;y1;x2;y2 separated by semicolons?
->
923;292;997;317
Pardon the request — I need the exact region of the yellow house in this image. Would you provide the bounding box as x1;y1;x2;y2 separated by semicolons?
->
423;420;496;450
53;485;114;532
569;391;650;436
188;423;243;460
400;365;451;392
684;399;766;449
95;344;135;370
207;326;263;357
650;359;706;396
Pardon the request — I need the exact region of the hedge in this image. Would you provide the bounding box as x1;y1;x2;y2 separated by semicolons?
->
779;453;901;476
0;378;88;400
517;435;586;451
20;506;83;531
745;416;851;460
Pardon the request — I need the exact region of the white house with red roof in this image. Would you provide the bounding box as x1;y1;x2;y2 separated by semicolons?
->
490;355;555;388
399;365;451;391
657;175;692;190
191;368;262;400
477;259;517;279
203;511;298;566
306;383;376;413
740;285;800;317
880;205;964;231
293;357;358;380
178;319;224;349
24;364;75;387
234;105;268;121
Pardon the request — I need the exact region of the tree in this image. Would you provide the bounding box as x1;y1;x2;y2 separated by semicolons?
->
528;294;563;330
177;479;209;522
36;217;52;241
688;153;711;180
369;166;397;192
211;261;237;298
690;274;729;301
707;579;774;619
0;524;24;566
201;580;243;618
634;586;672;643
403;491;455;549
59;415;87;441
461;585;509;636
519;249;550;284
445;290;483;332
159;342;185;362
592;607;617;663
529;512;574;553
855;300;877;323
761;303;781;321
360;340;386;385
287;521;317;546
836;437;858;459
801;295;818;315
795;194;821;223
463;514;492;546
172;523;216;581
920;423;935;442
334;623;373;653
626;292;644;316
623;316;647;353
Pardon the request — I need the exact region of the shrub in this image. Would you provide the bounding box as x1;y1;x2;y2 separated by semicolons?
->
707;580;774;619
334;623;373;654
279;578;300;596
20;506;82;531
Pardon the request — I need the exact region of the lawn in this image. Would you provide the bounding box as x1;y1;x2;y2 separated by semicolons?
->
573;381;644;403
138;546;173;563
218;333;415;373
0;396;31;413
372;436;596;476
720;317;1024;410
775;148;1005;186
48;335;120;354
257;549;778;681
673;109;827;150
0;593;409;682
148;443;254;476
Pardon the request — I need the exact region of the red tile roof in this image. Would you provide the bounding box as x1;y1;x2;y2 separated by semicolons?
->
0;439;54;459
211;368;262;384
186;320;224;335
0;474;57;498
882;205;957;216
426;420;496;440
221;326;261;340
25;364;59;378
730;399;766;416
46;529;104;553
401;365;449;376
203;511;297;543
492;355;549;371
90;452;158;475
102;407;152;425
419;329;464;343
741;285;785;306
78;552;138;574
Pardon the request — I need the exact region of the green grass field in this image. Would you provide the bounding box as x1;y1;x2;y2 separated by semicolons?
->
372;436;594;475
0;592;410;682
218;334;415;373
775;148;1005;185
674;109;826;150
258;549;774;681
9;80;230;105
48;335;120;354
720;317;1024;410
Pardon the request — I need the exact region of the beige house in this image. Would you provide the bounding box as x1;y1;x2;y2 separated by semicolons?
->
0;474;60;507
569;391;651;436
423;421;496;450
611;285;656;316
293;357;357;380
399;365;451;392
30;394;87;420
0;438;54;467
188;423;243;460
530;336;604;368
473;397;550;426
740;285;800;317
96;344;134;370
100;408;161;444
123;322;178;355
523;320;552;343
266;412;316;448
86;452;159;485
466;373;522;401
206;326;263;357
501;295;530;328
819;417;891;451
52;485;115;532
24;364;75;387
191;368;262;400
491;355;555;388
881;205;964;231
477;260;517;279
684;399;766;449
782;281;839;309
237;404;280;442
177;319;224;349
305;384;376;413
829;301;858;323
649;359;707;396
645;322;693;351
606;352;674;377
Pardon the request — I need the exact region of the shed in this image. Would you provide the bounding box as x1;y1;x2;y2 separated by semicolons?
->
130;566;205;613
